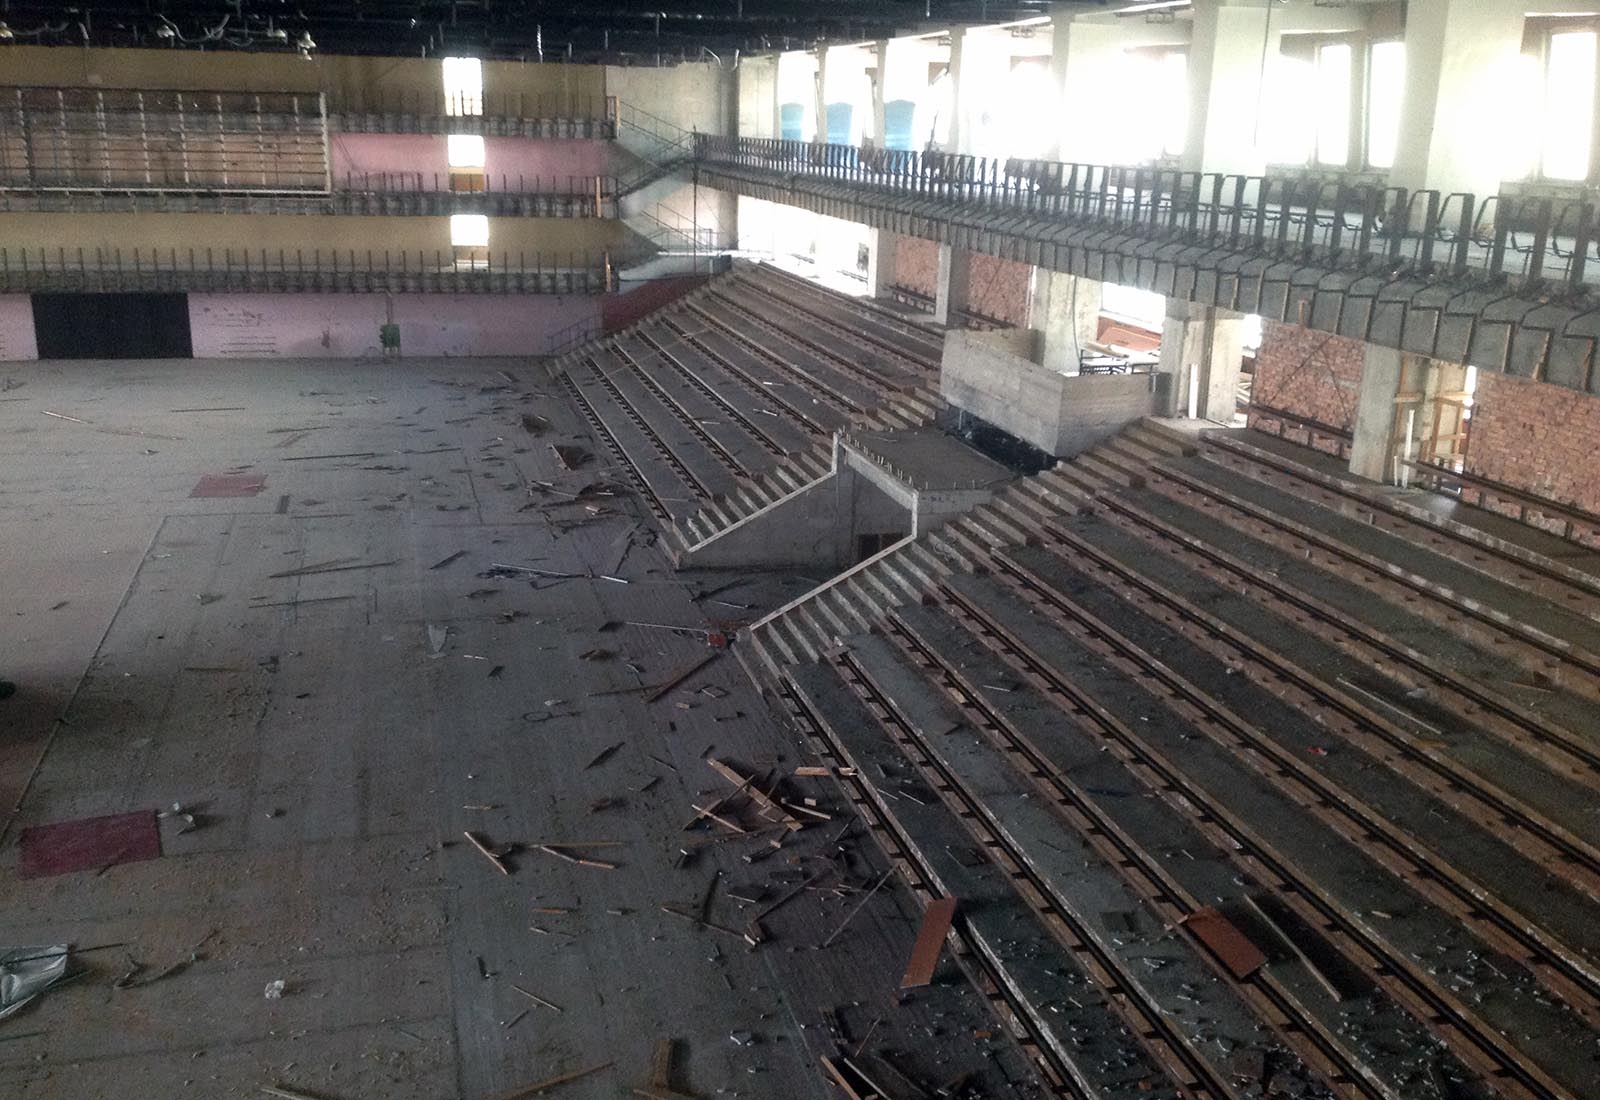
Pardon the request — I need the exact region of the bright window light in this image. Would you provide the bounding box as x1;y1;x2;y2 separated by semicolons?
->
442;56;484;117
1542;31;1595;180
1261;53;1315;164
450;213;489;247
1101;283;1165;331
1366;41;1405;170
995;59;1057;160
1314;43;1352;166
1106;50;1187;164
447;134;485;168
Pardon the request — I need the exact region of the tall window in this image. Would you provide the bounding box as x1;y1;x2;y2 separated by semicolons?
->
1314;43;1352;166
1366;41;1405;170
1261;37;1355;168
442;57;484;117
1115;49;1187;163
1541;30;1595;180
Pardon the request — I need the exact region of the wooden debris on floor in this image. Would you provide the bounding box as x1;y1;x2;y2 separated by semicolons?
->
900;897;958;989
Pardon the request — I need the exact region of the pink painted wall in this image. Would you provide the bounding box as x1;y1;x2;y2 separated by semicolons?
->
188;293;600;358
0;295;38;360
328;133;449;189
484;138;612;185
329;134;613;191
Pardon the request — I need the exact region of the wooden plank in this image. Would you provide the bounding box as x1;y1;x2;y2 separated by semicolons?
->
1181;905;1267;981
899;896;957;989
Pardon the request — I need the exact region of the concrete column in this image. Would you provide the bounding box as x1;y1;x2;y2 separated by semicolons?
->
813;48;828;144
1182;0;1275;176
947;28;970;154
1156;298;1245;422
1388;0;1524;198
1028;268;1101;375
1348;345;1405;482
869;41;889;148
933;244;971;327
866;229;898;299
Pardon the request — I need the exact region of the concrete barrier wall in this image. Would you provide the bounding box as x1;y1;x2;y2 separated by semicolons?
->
188;293;599;359
941;329;1151;454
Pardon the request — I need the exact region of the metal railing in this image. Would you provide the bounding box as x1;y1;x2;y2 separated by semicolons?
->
332;90;615;124
615;102;694;195
695;135;1600;291
544;314;604;357
0;245;616;295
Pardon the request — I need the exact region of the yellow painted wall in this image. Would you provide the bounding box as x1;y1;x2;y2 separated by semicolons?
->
0;46;606;114
0;212;623;260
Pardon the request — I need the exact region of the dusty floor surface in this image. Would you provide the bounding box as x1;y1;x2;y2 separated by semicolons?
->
0;358;1040;1100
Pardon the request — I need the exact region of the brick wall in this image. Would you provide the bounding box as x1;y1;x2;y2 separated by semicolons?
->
1468;371;1600;518
1247;321;1366;453
890;234;938;297
888;238;1030;326
966;254;1031;328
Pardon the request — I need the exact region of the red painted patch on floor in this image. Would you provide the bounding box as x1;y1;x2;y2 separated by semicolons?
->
19;810;161;878
191;474;267;498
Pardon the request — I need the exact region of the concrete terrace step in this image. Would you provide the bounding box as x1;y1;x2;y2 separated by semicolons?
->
1074;452;1146;490
1132;418;1202;457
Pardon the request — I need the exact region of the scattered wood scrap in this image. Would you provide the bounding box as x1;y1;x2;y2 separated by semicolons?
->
492;1060;613;1100
463;830;513;876
631;1039;699;1100
645;652;722;703
537;844;618;870
268;560;397;580
706;759;804;833
900;897;958;988
584;742;624;770
1182;906;1267;981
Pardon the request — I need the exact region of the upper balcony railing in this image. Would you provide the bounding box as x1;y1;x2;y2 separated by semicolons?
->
0;245;625;295
696;136;1600;293
330;91;617;139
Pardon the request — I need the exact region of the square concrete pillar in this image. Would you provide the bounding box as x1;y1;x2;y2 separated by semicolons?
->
1348;345;1406;483
1389;0;1526;198
865;229;897;299
933;244;971;327
1028;268;1101;375
1182;0;1274;176
1156;298;1245;422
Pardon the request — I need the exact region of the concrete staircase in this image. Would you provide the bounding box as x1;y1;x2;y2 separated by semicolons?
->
671;384;943;551
737;418;1196;680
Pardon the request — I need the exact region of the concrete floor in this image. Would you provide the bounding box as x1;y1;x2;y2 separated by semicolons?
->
0;357;1035;1100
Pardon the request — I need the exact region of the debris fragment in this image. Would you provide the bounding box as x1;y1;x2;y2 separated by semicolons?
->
900;897;958;989
512;984;564;1013
492;1060;613;1099
537;845;618;870
263;979;287;1000
267;559;397;579
464;830;513;876
585;742;624;770
0;945;70;1020
646;653;722;703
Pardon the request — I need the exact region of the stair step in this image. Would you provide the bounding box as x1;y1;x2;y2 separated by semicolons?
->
992;495;1050;534
1103;436;1164;468
857;568;902;613
1074;453;1144;489
967;505;1032;545
844;577;888;622
1134;418;1202;457
926;528;981;572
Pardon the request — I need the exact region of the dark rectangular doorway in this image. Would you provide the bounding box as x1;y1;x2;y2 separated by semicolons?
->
32;293;193;359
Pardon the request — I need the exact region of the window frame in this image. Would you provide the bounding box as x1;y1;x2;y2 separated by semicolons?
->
1523;18;1600;186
